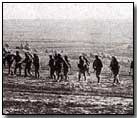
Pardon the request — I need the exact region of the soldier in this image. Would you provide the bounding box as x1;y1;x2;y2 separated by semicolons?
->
63;55;71;81
55;53;64;82
3;47;10;67
48;55;56;80
129;60;133;77
22;52;32;77
93;55;103;83
78;56;86;81
83;56;90;76
33;53;40;78
3;48;7;67
5;51;15;75
110;56;120;85
14;51;22;76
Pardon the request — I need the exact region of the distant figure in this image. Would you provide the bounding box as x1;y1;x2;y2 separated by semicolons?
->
3;48;8;67
24;41;30;50
55;54;64;82
5;43;9;48
14;51;22;76
33;53;40;78
129;60;133;78
110;56;120;85
22;52;32;77
48;55;56;80
5;51;15;75
78;56;86;81
93;55;103;83
63;55;71;81
54;51;58;60
83;56;90;76
20;43;23;49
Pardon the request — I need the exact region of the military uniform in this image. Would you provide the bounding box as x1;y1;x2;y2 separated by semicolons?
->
33;54;40;78
83;56;90;75
6;53;15;75
93;56;103;83
49;55;56;80
14;51;22;75
63;56;71;81
110;57;120;84
55;54;64;81
22;53;32;77
78;56;86;81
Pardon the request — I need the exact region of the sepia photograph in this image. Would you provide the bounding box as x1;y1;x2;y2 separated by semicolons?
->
2;2;134;114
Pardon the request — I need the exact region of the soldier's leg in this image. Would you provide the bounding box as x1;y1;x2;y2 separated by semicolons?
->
38;71;40;78
35;68;37;78
53;70;56;80
36;66;40;78
97;74;100;83
113;74;116;83
28;66;32;76
14;64;17;75
96;71;100;83
83;71;86;81
116;74;120;84
78;70;81;81
3;58;6;67
64;70;68;81
24;66;28;77
60;73;64;82
52;69;56;80
57;71;60;81
19;64;22;76
87;66;90;76
51;70;54;79
50;68;53;79
8;63;12;75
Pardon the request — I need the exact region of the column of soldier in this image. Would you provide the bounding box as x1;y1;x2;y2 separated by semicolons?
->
3;50;133;85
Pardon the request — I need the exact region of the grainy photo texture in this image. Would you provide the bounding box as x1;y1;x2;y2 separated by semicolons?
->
2;3;133;114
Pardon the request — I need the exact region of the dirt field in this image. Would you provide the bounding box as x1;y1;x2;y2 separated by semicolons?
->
3;66;133;114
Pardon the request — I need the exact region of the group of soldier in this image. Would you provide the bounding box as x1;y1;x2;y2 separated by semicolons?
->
77;55;122;85
3;48;133;85
48;53;71;82
48;52;133;85
3;50;40;78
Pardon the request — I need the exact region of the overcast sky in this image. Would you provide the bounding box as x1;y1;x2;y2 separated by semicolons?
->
3;3;133;20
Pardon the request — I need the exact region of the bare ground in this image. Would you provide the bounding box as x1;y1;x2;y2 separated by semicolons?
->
3;68;133;114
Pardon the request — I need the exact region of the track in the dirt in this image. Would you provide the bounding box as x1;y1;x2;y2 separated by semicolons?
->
3;70;133;114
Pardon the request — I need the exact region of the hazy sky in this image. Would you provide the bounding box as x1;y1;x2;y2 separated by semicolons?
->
3;3;133;20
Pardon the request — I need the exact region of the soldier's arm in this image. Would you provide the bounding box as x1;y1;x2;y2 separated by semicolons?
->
92;61;96;72
101;61;103;68
68;60;71;68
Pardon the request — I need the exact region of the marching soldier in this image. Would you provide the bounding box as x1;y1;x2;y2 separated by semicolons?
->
129;60;133;77
78;56;86;81
55;53;64;82
63;55;71;81
48;55;56;80
33;53;40;78
5;51;15;75
93;55;103;83
110;56;120;85
83;56;90;76
22;52;32;77
14;51;22;76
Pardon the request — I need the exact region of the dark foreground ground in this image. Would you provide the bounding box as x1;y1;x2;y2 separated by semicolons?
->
3;68;133;115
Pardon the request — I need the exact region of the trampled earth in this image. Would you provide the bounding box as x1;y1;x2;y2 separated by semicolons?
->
3;68;133;114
